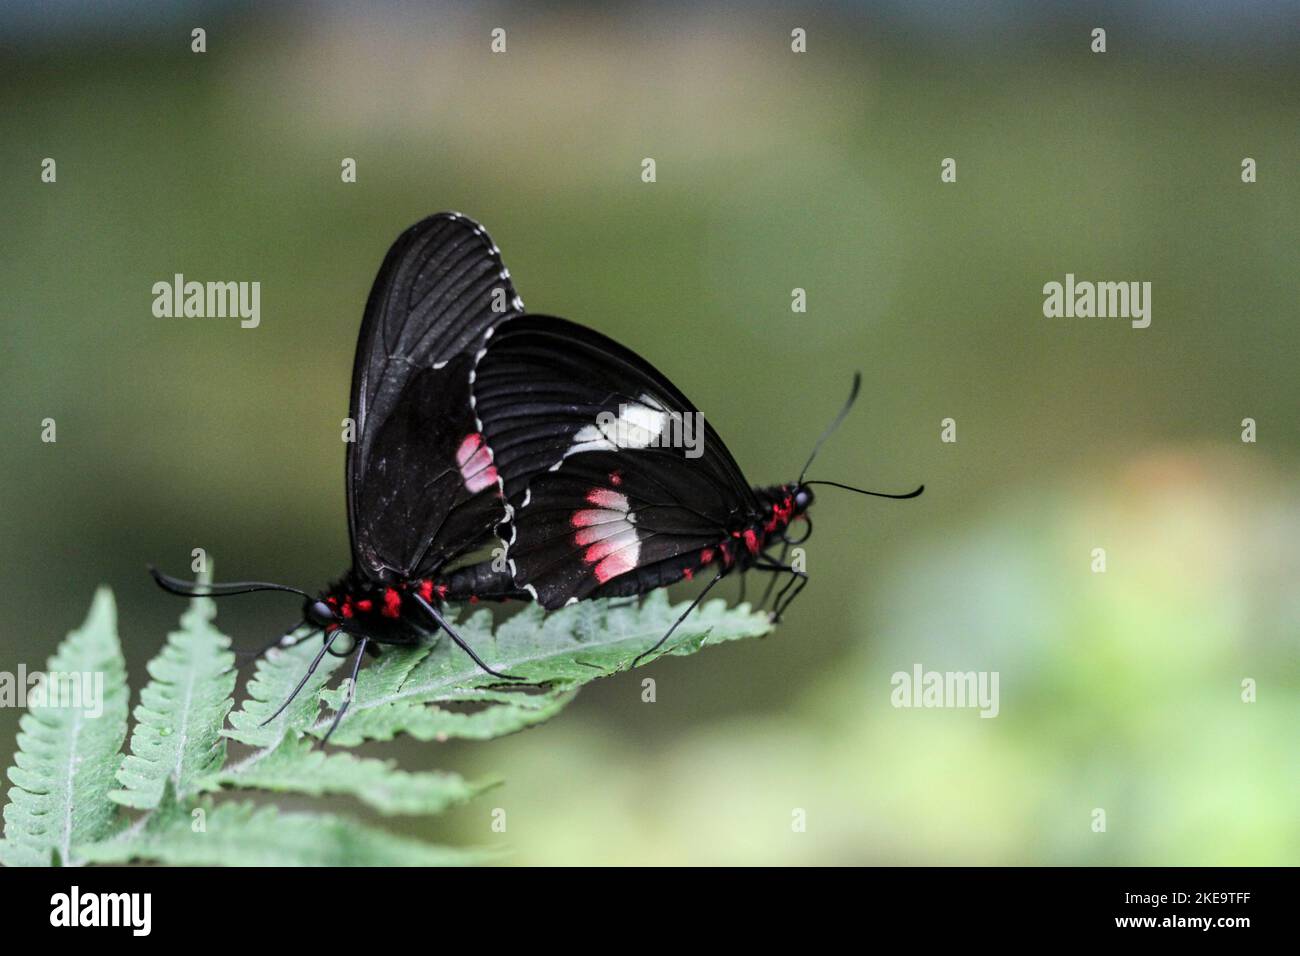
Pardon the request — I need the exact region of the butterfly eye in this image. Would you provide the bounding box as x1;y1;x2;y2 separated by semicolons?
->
305;600;338;628
793;487;814;512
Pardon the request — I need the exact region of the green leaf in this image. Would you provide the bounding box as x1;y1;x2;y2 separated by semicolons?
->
111;594;236;809
0;589;129;867
314;591;773;747
77;800;499;867
209;732;496;815
224;628;343;747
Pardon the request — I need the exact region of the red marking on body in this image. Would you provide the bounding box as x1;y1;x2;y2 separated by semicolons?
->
325;623;340;634
418;580;434;601
435;583;448;599
326;596;338;607
765;497;794;533
356;599;372;612
341;602;354;619
743;529;760;554
455;433;498;493
382;588;402;618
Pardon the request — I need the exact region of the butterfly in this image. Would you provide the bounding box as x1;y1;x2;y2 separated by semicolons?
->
467;314;924;665
152;212;536;740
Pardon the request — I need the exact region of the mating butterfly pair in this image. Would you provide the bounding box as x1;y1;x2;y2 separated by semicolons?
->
152;213;922;742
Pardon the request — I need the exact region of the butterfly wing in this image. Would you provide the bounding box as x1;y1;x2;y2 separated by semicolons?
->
347;213;524;581
469;315;757;607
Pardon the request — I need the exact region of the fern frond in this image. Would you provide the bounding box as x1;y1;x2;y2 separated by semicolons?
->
315;591;773;747
0;589;129;866
78;799;500;867
111;594;236;809
224;629;342;747
210;732;495;815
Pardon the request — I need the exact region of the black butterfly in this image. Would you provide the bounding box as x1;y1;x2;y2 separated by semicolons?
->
153;212;534;740
468;315;924;665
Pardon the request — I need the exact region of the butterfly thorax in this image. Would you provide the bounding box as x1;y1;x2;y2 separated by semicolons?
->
311;559;525;643
310;574;449;643
716;483;811;567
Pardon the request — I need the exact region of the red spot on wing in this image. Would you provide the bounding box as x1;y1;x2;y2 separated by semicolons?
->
418;580;434;601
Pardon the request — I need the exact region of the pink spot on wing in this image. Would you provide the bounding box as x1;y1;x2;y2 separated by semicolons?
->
574;522;620;545
571;508;611;528
456;433;498;493
595;550;638;583
583;529;638;563
586;488;628;510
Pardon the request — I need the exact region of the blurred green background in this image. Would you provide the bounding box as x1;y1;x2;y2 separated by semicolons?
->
1;1;1296;865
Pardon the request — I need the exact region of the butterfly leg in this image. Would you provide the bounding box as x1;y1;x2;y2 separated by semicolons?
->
258;627;342;727
631;570;726;668
320;636;370;745
410;593;525;681
771;571;809;622
757;542;791;611
751;554;808;623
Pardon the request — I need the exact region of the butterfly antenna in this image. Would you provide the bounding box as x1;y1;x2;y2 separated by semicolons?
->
798;372;862;484
150;565;314;601
804;480;925;500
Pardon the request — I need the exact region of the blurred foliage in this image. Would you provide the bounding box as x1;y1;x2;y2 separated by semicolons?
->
0;2;1295;864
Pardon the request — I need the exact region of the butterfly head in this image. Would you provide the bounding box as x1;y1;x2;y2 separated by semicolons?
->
304;597;341;630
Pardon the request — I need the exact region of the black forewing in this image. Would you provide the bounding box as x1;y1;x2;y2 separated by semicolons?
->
347;213;524;580
469;315;758;606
